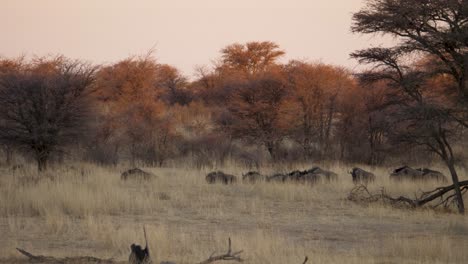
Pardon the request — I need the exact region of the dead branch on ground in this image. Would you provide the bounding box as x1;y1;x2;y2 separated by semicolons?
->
197;238;244;264
16;247;115;263
16;235;309;264
348;181;468;210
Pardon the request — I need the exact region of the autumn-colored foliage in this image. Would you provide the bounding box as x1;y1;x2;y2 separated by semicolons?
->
0;39;466;170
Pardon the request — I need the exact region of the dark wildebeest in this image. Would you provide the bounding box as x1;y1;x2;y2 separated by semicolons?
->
350;167;376;184
298;171;322;184
416;168;448;182
206;171;237;184
390;166;423;181
266;173;288;183
266;170;322;185
121;168;155;181
390;166;446;182
242;171;265;183
308;167;338;182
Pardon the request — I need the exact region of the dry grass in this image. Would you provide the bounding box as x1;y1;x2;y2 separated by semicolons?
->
0;162;467;263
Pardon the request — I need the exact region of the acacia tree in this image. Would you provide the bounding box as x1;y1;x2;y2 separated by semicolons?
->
353;0;468;119
352;0;468;213
0;57;96;171
193;42;288;160
219;41;285;76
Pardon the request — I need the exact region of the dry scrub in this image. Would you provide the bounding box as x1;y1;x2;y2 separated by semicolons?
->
0;163;467;263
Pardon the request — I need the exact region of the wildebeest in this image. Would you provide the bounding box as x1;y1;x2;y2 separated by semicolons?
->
242;171;265;183
308;167;338;182
266;171;302;183
350;167;376;184
390;166;447;182
206;171;237;184
416;168;448;182
266;173;289;183
390;166;423;181
121;168;155;181
266;167;335;185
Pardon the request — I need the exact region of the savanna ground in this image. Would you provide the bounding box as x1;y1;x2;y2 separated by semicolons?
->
0;162;467;264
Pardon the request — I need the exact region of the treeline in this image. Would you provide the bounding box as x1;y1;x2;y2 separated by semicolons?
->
0;41;465;170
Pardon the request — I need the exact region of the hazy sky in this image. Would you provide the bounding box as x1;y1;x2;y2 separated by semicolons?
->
1;0;386;76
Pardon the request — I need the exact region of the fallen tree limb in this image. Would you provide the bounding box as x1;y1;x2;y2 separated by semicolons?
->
417;181;468;207
16;247;115;263
16;236;307;264
349;181;468;210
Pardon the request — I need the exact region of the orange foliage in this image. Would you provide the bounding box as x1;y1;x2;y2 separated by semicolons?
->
94;54;175;164
282;61;355;156
219;41;285;76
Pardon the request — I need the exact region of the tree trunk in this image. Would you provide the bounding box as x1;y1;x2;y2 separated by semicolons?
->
4;145;12;166
446;159;465;214
438;130;465;214
130;140;136;167
37;154;48;172
266;142;276;161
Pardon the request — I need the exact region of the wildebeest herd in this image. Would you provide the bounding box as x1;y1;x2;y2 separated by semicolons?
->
117;165;448;185
205;165;448;185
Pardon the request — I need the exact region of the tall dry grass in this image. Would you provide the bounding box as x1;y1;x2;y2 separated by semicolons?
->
0;162;467;263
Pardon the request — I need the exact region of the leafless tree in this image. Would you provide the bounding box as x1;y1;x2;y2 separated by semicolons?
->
0;57;96;171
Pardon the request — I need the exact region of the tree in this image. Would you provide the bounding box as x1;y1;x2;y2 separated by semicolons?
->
352;0;468;213
223;69;287;159
95;54;176;166
352;0;468;119
283;61;353;159
219;41;285;76
0;56;96;171
155;64;192;106
0;57;25;165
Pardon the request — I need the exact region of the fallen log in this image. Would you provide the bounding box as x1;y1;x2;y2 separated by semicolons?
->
348;180;468;210
16;247;115;263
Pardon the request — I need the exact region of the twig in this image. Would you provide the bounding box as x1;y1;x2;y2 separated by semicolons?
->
144;225;149;251
197;238;244;264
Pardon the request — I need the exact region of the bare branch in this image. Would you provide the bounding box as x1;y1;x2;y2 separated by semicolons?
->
349;181;468;210
16;248;114;263
197;238;244;264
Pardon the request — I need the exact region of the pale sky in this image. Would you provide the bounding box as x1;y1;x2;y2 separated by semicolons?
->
0;0;386;77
